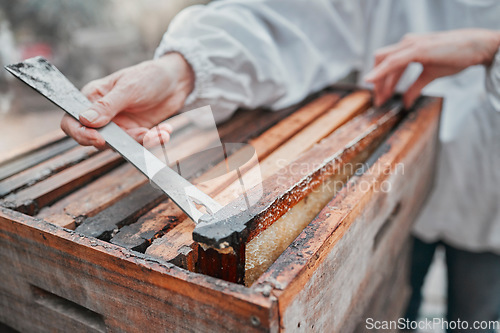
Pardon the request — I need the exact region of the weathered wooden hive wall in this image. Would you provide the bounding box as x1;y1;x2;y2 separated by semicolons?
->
0;87;442;332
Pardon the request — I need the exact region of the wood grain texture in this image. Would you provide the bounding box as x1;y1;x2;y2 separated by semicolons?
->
1;150;122;215
143;93;346;273
193;97;402;253
36;162;147;228
144;91;374;283
353;241;412;333
191;91;379;283
0;136;77;181
0;89;443;332
253;97;442;332
0;129;66;166
75;183;166;240
0;145;98;198
35;123;211;227
33;94;325;234
117;94;341;254
0;207;278;333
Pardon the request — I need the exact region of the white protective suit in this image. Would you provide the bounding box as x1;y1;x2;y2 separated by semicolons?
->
155;0;500;254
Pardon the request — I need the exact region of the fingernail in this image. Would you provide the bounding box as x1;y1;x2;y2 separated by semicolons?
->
81;110;99;123
159;130;170;143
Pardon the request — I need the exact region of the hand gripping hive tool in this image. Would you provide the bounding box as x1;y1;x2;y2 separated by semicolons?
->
5;56;222;225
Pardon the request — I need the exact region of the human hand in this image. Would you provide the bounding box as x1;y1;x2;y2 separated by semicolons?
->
61;52;194;149
365;29;500;108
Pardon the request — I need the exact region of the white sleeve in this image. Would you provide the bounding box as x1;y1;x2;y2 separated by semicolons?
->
486;46;500;112
155;0;364;122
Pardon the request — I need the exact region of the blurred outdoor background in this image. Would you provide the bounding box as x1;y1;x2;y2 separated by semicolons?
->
0;0;208;154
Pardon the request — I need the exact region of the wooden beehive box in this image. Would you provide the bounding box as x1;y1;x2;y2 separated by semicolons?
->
0;87;441;332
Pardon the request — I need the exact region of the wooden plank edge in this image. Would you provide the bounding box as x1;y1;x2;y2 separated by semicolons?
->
0;129;66;166
253;96;442;310
0;206;279;331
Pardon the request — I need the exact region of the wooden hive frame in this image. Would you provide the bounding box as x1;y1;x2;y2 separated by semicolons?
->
0;86;442;332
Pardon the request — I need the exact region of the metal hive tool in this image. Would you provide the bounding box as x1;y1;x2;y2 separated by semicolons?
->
5;56;223;225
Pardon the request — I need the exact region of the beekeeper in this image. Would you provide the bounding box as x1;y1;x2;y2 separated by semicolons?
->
61;1;500;329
